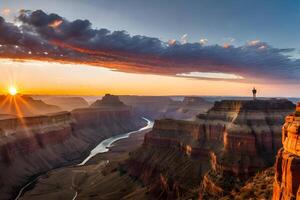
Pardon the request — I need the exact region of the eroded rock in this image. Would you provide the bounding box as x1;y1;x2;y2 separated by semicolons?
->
273;102;300;200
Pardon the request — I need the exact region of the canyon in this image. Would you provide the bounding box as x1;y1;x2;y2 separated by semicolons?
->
0;94;145;200
122;99;295;199
19;98;297;199
2;94;298;200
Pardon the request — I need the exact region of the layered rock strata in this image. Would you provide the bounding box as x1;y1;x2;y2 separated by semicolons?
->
200;99;295;199
0;96;144;200
273;102;300;200
122;99;294;199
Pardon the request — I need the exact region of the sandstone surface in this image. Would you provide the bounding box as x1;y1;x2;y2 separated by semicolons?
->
273;102;300;200
123;99;294;199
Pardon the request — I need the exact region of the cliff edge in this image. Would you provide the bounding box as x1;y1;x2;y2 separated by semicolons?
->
273;102;300;200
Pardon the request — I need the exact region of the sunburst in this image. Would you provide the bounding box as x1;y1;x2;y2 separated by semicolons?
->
8;86;18;96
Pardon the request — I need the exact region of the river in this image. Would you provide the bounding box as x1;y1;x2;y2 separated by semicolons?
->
15;117;153;200
78;117;153;165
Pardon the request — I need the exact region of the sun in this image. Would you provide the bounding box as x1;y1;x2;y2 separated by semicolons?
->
8;86;18;96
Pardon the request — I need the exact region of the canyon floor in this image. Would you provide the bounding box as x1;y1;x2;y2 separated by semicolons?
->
19;126;151;200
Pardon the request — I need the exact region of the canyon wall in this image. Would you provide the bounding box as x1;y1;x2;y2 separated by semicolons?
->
122;99;294;199
199;99;295;199
273;102;300;200
0;95;145;200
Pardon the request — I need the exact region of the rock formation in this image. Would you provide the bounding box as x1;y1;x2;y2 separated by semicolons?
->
8;98;296;200
273;102;300;200
221;167;275;200
0;96;145;200
120;99;294;199
199;99;295;199
91;94;126;107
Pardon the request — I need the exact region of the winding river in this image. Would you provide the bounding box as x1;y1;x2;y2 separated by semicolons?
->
15;117;153;200
78;117;153;165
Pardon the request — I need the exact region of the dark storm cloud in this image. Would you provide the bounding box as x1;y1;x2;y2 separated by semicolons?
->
1;9;300;83
0;16;22;45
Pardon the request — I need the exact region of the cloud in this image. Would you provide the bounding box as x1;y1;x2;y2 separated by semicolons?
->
0;9;299;84
1;8;11;16
181;34;188;44
168;39;177;46
199;38;208;45
248;39;261;46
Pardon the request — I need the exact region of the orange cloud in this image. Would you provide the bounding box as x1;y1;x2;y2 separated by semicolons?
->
1;8;11;16
48;20;63;29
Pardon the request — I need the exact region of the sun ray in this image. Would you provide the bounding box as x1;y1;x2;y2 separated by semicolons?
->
12;96;30;136
17;96;35;113
0;95;10;108
12;97;23;118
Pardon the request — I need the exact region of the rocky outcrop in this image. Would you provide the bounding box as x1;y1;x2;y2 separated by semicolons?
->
221;167;275;200
119;118;216;199
0;96;145;200
121;99;294;199
0;95;61;117
91;94;126;107
199;99;295;199
273;102;300;200
125;145;203;199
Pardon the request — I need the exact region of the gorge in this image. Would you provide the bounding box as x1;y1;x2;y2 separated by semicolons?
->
0;94;145;200
17;98;298;200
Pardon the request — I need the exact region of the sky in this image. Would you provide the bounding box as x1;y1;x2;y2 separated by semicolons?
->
0;0;299;97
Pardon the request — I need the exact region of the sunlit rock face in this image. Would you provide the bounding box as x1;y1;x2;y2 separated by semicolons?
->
122;99;294;199
200;99;295;199
273;102;300;200
201;99;295;176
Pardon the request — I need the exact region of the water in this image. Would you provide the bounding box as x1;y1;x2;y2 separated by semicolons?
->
78;117;153;166
15;117;153;200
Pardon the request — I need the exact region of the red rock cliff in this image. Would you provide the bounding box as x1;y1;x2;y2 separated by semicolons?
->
123;99;294;199
273;102;300;200
200;99;295;199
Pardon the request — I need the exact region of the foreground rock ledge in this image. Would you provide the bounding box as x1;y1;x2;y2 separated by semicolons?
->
273;102;300;200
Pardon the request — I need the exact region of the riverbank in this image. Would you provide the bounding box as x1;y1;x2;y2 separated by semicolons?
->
18;119;153;200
